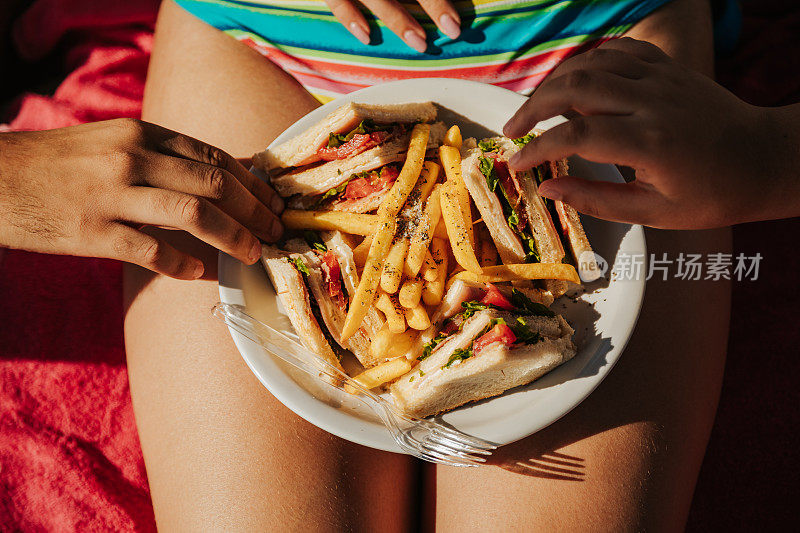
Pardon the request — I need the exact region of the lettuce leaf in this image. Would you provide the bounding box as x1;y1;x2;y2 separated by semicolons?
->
303;231;327;253
478;139;499;152
326;119;393;148
512;133;535;147
313;180;350;208
509;316;543;344
443;347;473;369
419;332;449;361
478;156;498;191
291;256;309;276
510;289;555;317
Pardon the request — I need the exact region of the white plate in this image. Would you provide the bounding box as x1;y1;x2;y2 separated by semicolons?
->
219;78;646;453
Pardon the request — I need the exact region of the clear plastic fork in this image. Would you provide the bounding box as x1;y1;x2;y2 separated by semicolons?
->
212;302;497;466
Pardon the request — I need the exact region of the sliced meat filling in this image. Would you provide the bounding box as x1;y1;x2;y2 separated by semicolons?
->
418;283;554;362
316;120;406;161
533;162;568;240
317;130;391;161
477;151;540;262
320;250;346;310
299;232;349;312
308;165;399;212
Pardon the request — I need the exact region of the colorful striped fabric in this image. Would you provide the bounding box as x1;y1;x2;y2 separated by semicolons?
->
175;0;673;102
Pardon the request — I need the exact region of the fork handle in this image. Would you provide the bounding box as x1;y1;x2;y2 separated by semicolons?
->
212;303;388;405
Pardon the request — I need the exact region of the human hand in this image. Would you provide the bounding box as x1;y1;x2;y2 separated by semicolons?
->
324;0;461;53
503;37;799;229
0;119;284;279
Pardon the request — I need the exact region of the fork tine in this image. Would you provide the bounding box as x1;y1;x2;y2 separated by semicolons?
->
418;444;481;467
403;421;493;456
423;435;491;462
424;422;497;450
403;430;488;466
429;429;494;456
415;448;472;467
416;440;485;467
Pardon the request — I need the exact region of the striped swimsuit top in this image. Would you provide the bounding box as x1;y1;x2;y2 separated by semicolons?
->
175;0;673;102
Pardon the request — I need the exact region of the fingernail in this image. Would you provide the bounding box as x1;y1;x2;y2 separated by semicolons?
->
249;240;262;263
439;14;461;39
403;30;428;53
271;194;285;215
269;219;284;242
508;152;522;169
193;261;205;279
503;118;520;138
538;182;563;201
348;22;370;45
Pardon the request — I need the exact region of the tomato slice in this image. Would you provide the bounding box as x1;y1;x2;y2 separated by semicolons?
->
321;251;346;309
317;131;391;161
343;166;399;200
473;322;517;353
375;165;399;188
480;283;514;310
343;176;373;199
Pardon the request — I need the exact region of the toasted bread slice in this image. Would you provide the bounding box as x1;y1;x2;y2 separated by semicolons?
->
254;101;437;171
390;309;575;418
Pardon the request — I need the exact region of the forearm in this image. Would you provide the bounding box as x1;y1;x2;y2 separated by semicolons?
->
0;130;57;252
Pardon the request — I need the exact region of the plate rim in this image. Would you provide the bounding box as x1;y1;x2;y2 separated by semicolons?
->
218;78;647;453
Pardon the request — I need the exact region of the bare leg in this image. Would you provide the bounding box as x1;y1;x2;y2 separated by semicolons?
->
431;1;730;531
124;2;415;530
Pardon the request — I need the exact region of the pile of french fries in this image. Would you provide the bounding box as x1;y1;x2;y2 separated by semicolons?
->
281;123;580;392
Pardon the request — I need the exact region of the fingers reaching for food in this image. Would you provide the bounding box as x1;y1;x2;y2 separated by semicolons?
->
500;37;797;229
252;102;598;417
0;118;284;280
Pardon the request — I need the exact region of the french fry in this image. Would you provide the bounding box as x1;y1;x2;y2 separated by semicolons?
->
439;180;482;273
422;245;448;306
369;325;417;361
284;209;447;239
405;304;431;330
380;238;410;294
433;217;448;239
420;248;440;282
443;125;462;149
409;161;440;207
453;263;581;284
353;235;373;268
425;237;448;282
405;185;442;277
281;209;376;235
398;276;424;308
345;357;413;393
439;145;473;246
377;124;431;219
376;291;407;333
479;231;498;267
341;124;430;341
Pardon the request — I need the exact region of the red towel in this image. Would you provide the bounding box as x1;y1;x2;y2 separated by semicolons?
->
0;1;157;530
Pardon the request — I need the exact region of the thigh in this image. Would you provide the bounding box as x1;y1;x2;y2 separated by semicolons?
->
432;2;727;531
430;228;731;532
125;2;415;530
